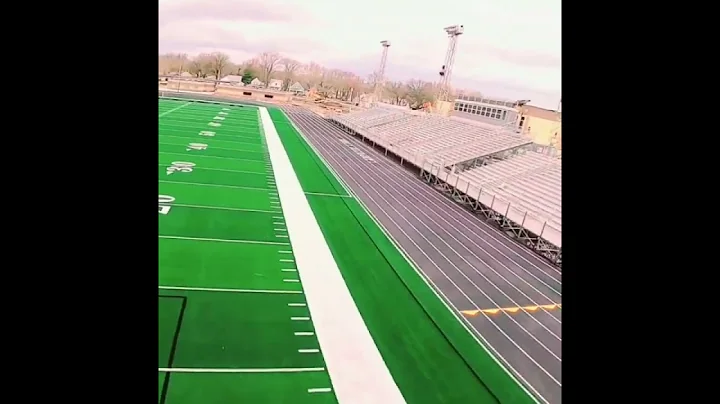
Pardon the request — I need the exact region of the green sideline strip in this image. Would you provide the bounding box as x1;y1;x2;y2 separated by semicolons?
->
268;109;536;404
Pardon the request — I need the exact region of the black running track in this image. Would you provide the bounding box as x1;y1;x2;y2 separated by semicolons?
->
282;105;562;404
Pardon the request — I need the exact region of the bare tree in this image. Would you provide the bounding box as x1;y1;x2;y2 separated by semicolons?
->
297;62;325;90
406;79;435;108
258;52;282;87
366;72;381;88
280;58;301;90
188;55;208;77
159;53;189;74
206;52;231;80
385;81;408;105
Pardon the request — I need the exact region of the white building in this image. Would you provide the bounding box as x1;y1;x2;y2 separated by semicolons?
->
268;79;283;90
288;82;305;94
220;75;244;85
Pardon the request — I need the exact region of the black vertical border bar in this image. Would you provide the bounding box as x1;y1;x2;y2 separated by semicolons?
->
159;295;188;404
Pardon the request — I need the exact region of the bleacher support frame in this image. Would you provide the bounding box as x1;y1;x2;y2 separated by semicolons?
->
450;145;531;173
329;117;562;268
419;167;561;267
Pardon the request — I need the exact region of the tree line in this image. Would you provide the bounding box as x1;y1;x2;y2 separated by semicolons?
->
158;51;444;108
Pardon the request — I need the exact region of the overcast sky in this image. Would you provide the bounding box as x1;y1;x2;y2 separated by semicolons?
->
159;0;561;109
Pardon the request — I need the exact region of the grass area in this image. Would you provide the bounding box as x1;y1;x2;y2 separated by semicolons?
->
158;99;337;404
157;96;535;404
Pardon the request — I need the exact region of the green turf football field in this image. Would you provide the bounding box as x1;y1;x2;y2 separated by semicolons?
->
158;97;537;404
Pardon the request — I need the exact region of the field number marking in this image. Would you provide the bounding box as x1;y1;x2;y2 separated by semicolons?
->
199;131;215;137
187;143;208;151
159;194;175;215
208;122;221;127
166;161;195;175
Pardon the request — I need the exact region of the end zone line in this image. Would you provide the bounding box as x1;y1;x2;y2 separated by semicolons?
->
159;285;303;294
159;367;324;373
159;235;289;246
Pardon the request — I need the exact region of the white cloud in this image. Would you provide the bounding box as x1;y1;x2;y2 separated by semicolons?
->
159;0;561;108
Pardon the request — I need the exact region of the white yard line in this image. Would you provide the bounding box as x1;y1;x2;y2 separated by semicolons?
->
259;107;406;404
158;101;192;117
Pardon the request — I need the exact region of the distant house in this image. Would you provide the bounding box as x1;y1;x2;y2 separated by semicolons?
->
220;75;244;85
268;79;283;90
288;82;305;94
249;78;264;87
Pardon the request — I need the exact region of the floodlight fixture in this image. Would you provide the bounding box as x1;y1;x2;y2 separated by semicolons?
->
444;25;464;36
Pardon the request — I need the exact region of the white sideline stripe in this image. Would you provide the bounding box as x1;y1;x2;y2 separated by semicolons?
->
158;102;191;117
298;349;320;353
284;279;300;283
278;250;292;253
291;317;310;321
259;107;406;404
308;388;332;393
305;191;353;198
159;235;289;246
288;303;307;307
280;259;295;262
159;285;302;294
159;367;324;373
295;332;314;336
282;269;297;272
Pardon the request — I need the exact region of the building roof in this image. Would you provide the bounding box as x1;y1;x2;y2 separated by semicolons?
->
521;105;561;121
289;82;305;91
221;75;244;82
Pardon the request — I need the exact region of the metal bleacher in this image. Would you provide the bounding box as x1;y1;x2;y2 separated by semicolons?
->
460;153;561;232
333;107;532;167
330;106;562;266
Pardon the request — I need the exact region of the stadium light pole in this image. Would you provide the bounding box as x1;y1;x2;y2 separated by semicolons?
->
557;98;562;118
438;25;464;102
373;40;391;106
